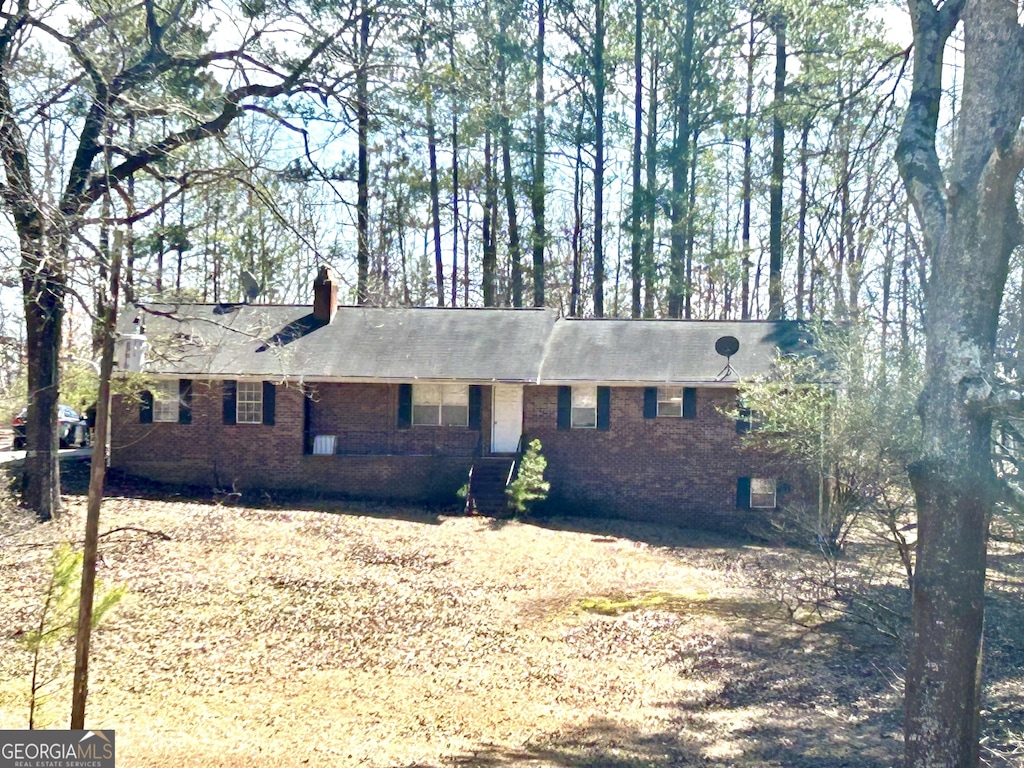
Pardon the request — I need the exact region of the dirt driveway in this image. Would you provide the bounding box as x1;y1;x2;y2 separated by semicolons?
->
0;490;1003;767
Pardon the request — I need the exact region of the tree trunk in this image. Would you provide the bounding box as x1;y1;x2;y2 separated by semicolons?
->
498;46;522;308
796;119;810;320
482;129;497;307
896;1;1024;765
740;15;756;320
643;45;659;319
592;0;606;317
71;230;121;729
570;130;583;317
21;260;64;520
629;0;643;319
416;32;445;308
2;49;63;518
767;16;786;320
668;0;695;319
356;0;371;305
531;0;546;308
684;126;699;319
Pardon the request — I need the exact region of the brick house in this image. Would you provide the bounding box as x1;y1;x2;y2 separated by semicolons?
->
110;268;812;530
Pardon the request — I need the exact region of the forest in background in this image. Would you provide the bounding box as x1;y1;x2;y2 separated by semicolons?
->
0;0;969;394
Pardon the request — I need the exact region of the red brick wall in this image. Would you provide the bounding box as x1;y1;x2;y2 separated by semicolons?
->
110;380;487;504
522;385;809;529
110;380;811;527
306;382;491;457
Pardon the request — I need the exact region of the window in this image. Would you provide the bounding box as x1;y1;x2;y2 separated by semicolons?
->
236;381;263;424
657;387;682;417
412;384;469;426
750;478;777;508
153;380;179;422
571;385;597;428
736;405;762;433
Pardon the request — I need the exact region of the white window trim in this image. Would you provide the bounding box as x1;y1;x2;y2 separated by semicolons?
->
571;385;598;429
153;380;179;423
236;381;263;425
750;478;777;508
412;384;469;427
657;386;683;418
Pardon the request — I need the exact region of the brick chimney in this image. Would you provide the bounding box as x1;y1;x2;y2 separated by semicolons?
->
313;266;338;323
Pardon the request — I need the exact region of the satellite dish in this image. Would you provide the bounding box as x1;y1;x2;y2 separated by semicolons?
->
715;335;740;358
240;269;262;303
715;335;740;381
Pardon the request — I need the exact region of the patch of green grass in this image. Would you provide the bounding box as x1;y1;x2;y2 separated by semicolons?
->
574;591;699;616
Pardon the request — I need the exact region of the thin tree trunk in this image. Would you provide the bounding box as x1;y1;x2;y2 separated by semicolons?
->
450;75;460;305
668;0;695;319
630;0;643;319
684;126;699;318
740;14;755;320
796;119;810;320
70;229;121;728
482;129;497;306
570;132;583;317
880;215;895;381
124;117;136;305
498;45;522;307
767;16;786;320
643;45;659;318
463;182;471;306
592;0;606;317
176;166;185;293
356;0;371;305
531;0;546;307
416;32;445;308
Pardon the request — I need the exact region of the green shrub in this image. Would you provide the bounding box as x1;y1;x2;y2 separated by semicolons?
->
506;439;550;517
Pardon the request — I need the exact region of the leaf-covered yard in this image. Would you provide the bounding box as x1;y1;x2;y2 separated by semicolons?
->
1;481;1021;767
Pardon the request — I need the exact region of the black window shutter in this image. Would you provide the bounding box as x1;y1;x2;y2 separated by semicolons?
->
303;388;314;454
468;385;482;430
557;386;571;430
683;387;697;419
737;477;751;509
643;387;657;419
139;390;154;424
597;387;611;431
223;380;237;425
397;384;412;429
178;379;193;424
262;381;276;425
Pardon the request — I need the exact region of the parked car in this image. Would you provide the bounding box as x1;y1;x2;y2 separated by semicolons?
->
11;405;89;449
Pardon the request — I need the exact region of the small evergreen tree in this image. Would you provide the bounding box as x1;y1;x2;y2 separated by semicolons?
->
506;439;550;516
21;544;124;729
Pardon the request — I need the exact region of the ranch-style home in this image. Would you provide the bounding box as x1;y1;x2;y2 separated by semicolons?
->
109;267;812;531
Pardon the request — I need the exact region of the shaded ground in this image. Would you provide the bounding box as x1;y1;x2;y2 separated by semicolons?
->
0;470;1021;767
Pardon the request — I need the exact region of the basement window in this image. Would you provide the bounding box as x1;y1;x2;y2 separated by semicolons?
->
153;380;179;422
750;478;777;509
413;384;469;427
236;381;263;424
571;385;598;428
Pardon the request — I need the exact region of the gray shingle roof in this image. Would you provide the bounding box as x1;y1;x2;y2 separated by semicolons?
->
537;319;810;385
122;304;558;382
122;304;808;385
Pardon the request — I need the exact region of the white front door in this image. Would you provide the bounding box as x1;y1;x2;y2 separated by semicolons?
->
492;384;524;453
